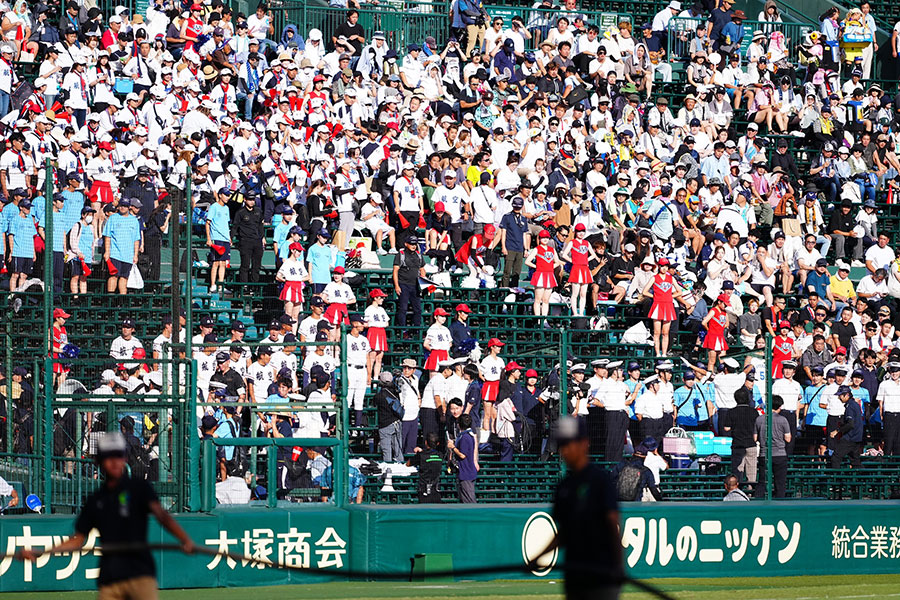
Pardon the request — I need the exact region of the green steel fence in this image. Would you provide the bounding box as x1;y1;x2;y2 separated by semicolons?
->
280;2;450;52
667;17;816;65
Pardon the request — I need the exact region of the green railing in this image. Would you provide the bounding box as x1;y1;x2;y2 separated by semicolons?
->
667;17;816;66
483;5;631;52
281;1;449;52
44;357;195;513
202;437;344;510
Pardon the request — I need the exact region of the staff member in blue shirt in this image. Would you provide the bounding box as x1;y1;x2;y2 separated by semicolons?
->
205;190;231;293
6;198;37;291
800;365;827;456
674;370;712;431
103;199;141;295
830;385;863;468
447;413;478;503
498;192;530;288
48;193;70;297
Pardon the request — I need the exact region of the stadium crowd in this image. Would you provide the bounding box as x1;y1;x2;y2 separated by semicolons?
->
3;0;900;503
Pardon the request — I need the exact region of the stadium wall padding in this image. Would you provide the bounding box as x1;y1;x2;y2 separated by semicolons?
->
1;502;899;591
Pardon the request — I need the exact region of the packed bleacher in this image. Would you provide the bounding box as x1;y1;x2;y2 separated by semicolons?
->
2;0;900;509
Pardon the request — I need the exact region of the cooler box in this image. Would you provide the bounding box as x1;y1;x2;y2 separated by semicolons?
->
694;438;715;456
692;431;714;441
670;454;692;469
712;436;732;457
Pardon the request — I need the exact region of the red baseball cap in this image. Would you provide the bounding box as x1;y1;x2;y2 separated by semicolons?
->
717;293;730;304
433;308;450;317
333;266;345;274
574;223;586;231
506;361;523;372
488;338;505;348
53;308;71;319
98;141;113;151
455;303;472;313
313;75;326;82
190;3;202;10
836;346;847;355
779;320;791;329
133;348;146;359
370;288;388;298
657;257;670;266
483;224;496;238
289;242;303;252
538;229;551;238
525;368;539;378
434;201;445;212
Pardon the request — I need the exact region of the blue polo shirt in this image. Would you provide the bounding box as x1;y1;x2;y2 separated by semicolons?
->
499;210;528;253
8;212;37;258
801;384;828;426
674;383;711;426
103;212;141;262
306;242;333;284
206;201;231;242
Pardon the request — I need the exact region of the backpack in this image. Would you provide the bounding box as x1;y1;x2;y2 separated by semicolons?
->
616;462;643;501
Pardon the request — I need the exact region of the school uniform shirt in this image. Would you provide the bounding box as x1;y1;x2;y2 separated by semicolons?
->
0;54;17;94
61;70;89;110
480;355;505;383
301;351;336;376
393;176;424;212
322;281;354;305
0;149;29;190
298;315;325;343
247;360;275;402
713;372;747;409
109;336;144;360
635;389;665;419
771;377;803;412
270;350;298;383
431;185;469;222
422;372;450;410
346;333;370;367
876;378;900;414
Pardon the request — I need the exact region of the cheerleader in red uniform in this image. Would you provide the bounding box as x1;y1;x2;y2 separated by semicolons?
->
275;242;309;332
423;308;452;376
771;320;795;378
561;223;600;317
323;266;355;329
525;229;560;317
480;338;506;430
702;293;731;372
642;257;683;357
364;288;389;384
50;308;71;385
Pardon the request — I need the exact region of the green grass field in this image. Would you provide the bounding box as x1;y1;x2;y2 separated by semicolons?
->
8;574;900;600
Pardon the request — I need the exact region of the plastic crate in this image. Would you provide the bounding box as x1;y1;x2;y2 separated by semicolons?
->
670;454;692;469
691;431;714;441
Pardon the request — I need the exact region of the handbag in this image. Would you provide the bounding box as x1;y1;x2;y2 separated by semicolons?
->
781;217;802;237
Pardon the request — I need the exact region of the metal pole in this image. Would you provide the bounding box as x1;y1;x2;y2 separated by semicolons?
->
559;329;568;477
765;334;773;501
185;170;200;511
43;357;53;512
267;439;278;509
43;158;53;356
336;327;348;508
5;329;12;453
170;185;181;356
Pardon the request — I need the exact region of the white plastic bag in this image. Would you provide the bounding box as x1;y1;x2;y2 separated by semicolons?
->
127;265;144;290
